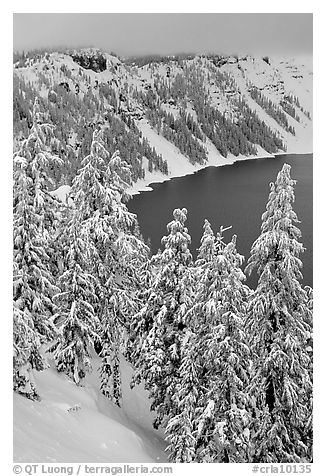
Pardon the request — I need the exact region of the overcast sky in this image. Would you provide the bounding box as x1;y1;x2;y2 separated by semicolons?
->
13;13;312;58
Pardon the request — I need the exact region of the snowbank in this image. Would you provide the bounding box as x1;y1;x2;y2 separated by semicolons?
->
13;356;167;463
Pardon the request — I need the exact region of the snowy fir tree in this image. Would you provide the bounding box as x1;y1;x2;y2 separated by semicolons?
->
165;220;252;462
52;216;100;385
99;305;123;406
193;232;252;463
13;301;41;401
165;329;200;462
15;98;62;237
130;208;194;428
58;129;149;400
245;164;313;462
13;99;62;399
72;128;149;302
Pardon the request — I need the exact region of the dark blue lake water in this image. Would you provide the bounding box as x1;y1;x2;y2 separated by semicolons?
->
128;154;313;288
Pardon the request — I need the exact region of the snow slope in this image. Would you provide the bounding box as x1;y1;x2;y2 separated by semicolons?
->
127;55;312;194
127;119;274;195
14;50;312;196
13;356;167;463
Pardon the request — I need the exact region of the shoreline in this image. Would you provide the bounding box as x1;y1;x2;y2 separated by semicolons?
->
51;150;312;204
127;149;313;197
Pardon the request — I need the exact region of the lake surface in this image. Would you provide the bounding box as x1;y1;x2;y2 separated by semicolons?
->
128;154;313;288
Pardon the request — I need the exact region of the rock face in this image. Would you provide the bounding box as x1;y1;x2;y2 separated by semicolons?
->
69;49;108;72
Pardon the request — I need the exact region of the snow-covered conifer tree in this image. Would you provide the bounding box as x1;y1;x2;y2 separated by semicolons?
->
64;129;149;400
99;295;123;406
16;98;62;234
13;302;41;401
165;329;199;462
245;164;313;462
197;233;251;462
13;99;62;399
164;220;251;462
130;208;193;428
52;217;100;384
177;221;252;463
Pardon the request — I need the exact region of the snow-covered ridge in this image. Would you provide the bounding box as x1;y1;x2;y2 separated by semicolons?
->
13;49;312;195
126;119;276;196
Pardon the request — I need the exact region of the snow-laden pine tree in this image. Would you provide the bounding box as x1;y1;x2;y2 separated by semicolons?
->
130;208;194;428
15;98;62;238
13;99;62;399
245;164;313;462
13;301;40;401
52;216;100;385
196;232;251;463
58;129;149;400
166;220;252;462
165;329;199;462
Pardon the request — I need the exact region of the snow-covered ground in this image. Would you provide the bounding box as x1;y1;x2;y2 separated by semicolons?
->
13;355;167;463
